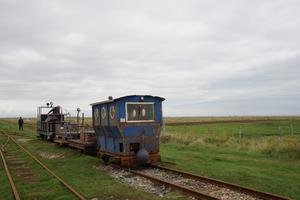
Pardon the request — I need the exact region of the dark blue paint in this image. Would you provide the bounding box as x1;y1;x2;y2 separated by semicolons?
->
91;95;164;158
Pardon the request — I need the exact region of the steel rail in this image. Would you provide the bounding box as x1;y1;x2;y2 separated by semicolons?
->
1;135;10;151
152;164;292;200
108;163;219;200
0;129;87;200
129;168;219;200
0;143;21;200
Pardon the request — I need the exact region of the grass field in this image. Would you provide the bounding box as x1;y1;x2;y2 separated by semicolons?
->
0;117;300;199
0;119;185;200
161;118;300;199
164;116;300;123
163;120;300;157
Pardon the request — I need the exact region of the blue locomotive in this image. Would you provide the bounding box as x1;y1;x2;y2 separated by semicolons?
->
91;95;165;166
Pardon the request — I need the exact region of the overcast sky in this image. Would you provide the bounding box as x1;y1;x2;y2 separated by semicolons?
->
0;0;299;117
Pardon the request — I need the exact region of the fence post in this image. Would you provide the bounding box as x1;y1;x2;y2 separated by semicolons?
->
238;126;242;143
279;126;283;144
208;127;211;136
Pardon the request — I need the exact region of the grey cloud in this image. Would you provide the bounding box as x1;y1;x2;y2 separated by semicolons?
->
0;0;300;117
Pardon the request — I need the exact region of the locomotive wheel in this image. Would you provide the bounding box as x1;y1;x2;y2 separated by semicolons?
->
101;155;110;164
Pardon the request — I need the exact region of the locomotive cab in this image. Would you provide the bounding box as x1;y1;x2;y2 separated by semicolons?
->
91;95;165;166
37;104;64;140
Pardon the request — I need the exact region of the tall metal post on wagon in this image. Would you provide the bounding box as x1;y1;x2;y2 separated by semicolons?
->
76;108;81;134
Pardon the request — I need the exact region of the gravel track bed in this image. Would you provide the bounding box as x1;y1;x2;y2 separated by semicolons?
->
140;168;261;200
94;165;171;197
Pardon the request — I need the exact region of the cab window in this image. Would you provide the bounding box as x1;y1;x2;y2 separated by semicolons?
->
126;103;154;122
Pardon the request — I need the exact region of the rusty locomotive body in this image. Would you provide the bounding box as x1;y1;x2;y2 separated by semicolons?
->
37;95;165;166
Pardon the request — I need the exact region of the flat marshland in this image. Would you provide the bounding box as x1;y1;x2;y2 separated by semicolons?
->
162;116;300;199
0;117;299;199
0;119;181;200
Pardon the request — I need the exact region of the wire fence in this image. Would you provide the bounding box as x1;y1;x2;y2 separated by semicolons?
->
161;122;300;155
164;122;300;139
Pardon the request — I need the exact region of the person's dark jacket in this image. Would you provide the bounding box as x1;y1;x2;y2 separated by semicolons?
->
18;118;24;126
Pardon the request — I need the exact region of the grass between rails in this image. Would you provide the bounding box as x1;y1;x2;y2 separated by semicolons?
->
0;134;14;200
0;133;78;200
0;120;186;200
0;167;13;200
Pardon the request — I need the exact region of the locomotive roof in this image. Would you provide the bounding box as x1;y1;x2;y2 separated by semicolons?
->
90;95;165;106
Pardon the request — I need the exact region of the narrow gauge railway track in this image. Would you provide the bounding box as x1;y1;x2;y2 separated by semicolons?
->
126;164;292;200
129;168;218;200
151;165;292;200
0;129;87;200
0;134;21;200
0;129;292;200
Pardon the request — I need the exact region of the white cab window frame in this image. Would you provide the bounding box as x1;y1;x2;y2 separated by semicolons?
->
125;102;155;123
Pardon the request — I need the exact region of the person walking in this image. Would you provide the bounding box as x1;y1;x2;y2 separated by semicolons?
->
18;117;24;131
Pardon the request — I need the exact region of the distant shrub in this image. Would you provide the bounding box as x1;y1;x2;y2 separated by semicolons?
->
245;136;300;156
203;131;230;146
160;134;171;144
160;132;198;145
